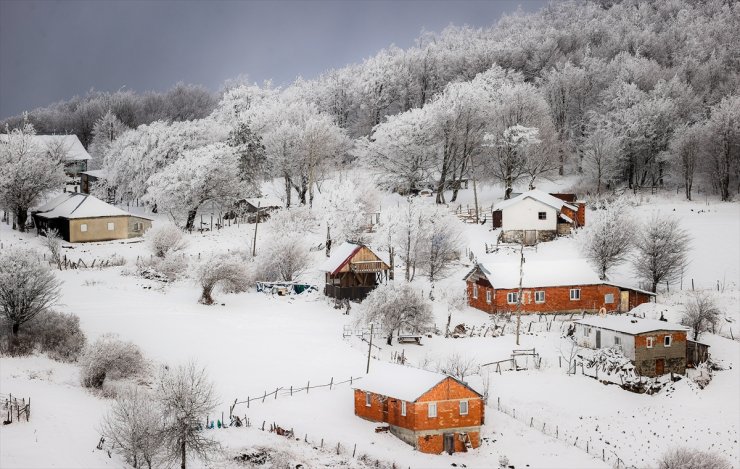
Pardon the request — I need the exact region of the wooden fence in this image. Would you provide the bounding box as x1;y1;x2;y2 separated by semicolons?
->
1;393;31;424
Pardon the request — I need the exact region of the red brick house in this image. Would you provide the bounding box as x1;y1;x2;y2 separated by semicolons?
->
353;363;484;454
464;259;654;314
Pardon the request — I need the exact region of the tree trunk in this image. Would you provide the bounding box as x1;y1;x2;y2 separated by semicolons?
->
180;437;186;469
200;286;214;305
386;334;393;346
15;206;28;232
283;174;292;208
12;323;19;336
185;209;197;232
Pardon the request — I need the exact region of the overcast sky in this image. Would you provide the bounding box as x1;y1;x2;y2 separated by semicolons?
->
0;0;547;119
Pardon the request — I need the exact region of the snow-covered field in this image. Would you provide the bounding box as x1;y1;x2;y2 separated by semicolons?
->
1;182;738;469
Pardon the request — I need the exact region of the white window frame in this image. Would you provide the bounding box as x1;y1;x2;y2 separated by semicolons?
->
486;290;492;304
646;336;654;349
664;335;672;347
459;400;468;416
80;223;88;232
107;222;115;231
535;291;545;303
614;336;621;346
472;283;478;299
428;402;437;418
605;293;614;304
365;392;371;407
507;292;518;304
400;401;406;417
538;211;547;220
584;327;591;336
570;288;581;301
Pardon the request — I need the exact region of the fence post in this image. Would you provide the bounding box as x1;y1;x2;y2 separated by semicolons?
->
320;438;323;448
274;387;279;400
290;386;293;396
307;381;310;393
497;397;500;411
329;377;334;390
353;443;357;457
602;448;605;461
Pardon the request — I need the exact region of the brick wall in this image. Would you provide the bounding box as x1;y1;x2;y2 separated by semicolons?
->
413;378;484;432
417;431;481;454
634;331;687;376
467;280;495;314
468;282;622;314
353;389;385;422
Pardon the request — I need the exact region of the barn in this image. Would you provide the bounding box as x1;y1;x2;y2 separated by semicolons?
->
353;362;484;454
320;242;390;301
463;259;654;314
574;315;691;376
32;193;152;242
491;190;586;245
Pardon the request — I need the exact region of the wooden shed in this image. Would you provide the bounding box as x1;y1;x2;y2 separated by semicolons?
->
353;362;484;454
320;242;390;301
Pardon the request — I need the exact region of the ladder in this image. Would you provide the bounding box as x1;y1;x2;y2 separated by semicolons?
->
460;432;473;450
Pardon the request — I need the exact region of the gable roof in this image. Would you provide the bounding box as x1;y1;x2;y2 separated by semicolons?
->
243;196;283;209
494;189;577;212
0;134;91;161
575;315;688;335
352;362;480;402
464;259;655;295
318;242;388;275
33;193;136;220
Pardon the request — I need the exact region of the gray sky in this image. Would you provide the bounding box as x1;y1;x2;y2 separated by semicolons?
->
0;0;547;119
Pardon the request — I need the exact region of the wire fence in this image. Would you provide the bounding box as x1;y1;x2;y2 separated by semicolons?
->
1;393;31;424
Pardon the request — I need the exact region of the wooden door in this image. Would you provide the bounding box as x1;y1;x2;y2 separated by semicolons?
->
443;433;455;455
492;210;502;228
656;358;665;375
596;330;601;348
524;230;537;245
620;291;630;312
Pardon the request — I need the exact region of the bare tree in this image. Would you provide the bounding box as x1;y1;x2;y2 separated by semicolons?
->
421;209;464;283
358;282;433;345
559;339;582;376
0;248;60;340
79;335;146;390
144;222;189;258
100;386;165;469
438;353;478;381
42;228;64;270
195;253;249;305
681;291;721;341
580;199;635;280
632;214;691;293
657;447;732;469
157;362;219;469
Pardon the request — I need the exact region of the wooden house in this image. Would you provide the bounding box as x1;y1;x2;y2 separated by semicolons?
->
32;193;152;242
464;259;654;315
320;242;390;301
574;316;690;377
353;362;484;454
491;190;585;245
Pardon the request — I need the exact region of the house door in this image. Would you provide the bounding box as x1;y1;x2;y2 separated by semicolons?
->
524;230;537;246
656;358;665;375
443;433;455;455
595;330;601;348
620;291;630;312
382;400;389;422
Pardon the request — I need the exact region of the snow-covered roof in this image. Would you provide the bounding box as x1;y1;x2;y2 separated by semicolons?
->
243;196;283;208
81;169;108;179
352;362;475;402
0;134;91;161
318;242;362;274
33;193;135;219
575;315;688;335
494;189;577;212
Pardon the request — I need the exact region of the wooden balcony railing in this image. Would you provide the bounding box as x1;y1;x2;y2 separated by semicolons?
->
350;261;386;273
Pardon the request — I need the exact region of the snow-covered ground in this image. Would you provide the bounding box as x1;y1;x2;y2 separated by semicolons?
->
1;181;738;468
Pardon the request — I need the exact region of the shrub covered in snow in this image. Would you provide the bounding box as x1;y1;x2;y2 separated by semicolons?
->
253;234;310;282
33;310;86;362
138;252;189;282
195;252;250;304
79;335;146;391
358;282;433;345
144;222;189;258
657;447;731;469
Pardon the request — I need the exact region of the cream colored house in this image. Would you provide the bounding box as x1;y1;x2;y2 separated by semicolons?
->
32;193;152;242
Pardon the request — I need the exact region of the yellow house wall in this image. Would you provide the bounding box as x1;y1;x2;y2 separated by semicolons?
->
68;216;130;242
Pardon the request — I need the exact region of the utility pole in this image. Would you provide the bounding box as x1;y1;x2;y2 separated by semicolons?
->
366;323;374;373
252;202;260;257
516;242;525;346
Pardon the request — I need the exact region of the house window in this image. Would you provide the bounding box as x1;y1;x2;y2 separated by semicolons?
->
401;401;406;416
614;336;621;346
80;223;88;232
535;291;545;303
133;222;141;232
365;392;371;407
459;400;469;416
486;290;492;304
107;222;115;231
538;212;547;220
570;289;581;301
646;337;654;348
584;327;591;336
472;284;478;299
605;293;614;304
428;402;437;418
664;335;672;347
507;292;519;304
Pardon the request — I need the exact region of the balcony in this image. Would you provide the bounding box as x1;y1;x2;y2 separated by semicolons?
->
349;261;386;273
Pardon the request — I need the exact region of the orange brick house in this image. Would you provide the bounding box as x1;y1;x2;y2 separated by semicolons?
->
352;363;484;454
464;259;654;314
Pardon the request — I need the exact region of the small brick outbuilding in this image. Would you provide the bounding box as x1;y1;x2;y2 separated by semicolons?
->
575;315;691;377
464;259;654;315
353;363;484;454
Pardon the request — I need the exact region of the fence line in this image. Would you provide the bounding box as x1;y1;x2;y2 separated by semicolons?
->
1;393;31;424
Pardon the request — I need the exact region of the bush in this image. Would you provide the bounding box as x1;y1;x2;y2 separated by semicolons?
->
79;335;146;391
144;222;188;258
658;447;731;469
195;253;250;304
253;234;310;282
0;310;85;362
138;253;189;282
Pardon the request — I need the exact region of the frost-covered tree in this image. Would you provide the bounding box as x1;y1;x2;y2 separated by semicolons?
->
226;121;267;194
253;234;310;282
359;282;433;345
703;96;740;201
669;124;703;201
0;122;66;231
580;199;634;280
318;174;380;245
89;110;128;169
156;362;219;469
0;248;60;338
382;199;428;281
419;207;464;283
195;253;249;305
42;228;64;270
145;143;245;231
657;447;731;469
79;335;146;389
632;214;691;293
144;222;189;258
582;126;621;194
681;291;721;341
